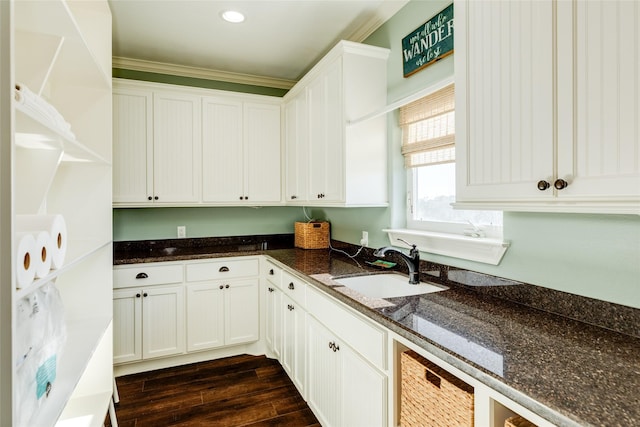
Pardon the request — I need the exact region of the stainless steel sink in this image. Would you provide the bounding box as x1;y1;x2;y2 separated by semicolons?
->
332;273;447;299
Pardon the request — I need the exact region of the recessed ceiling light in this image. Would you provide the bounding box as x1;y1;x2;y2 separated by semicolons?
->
221;10;245;23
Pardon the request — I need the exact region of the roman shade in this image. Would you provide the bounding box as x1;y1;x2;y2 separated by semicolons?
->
400;83;455;168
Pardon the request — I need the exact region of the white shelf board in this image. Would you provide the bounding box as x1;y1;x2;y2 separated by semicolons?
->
56;391;112;427
383;228;510;265
14;0;111;89
26;316;112;427
15;239;111;300
15;106;110;164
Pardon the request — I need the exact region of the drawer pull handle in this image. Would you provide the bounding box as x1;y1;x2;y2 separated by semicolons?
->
288;282;295;290
135;272;148;279
425;369;441;388
219;266;229;272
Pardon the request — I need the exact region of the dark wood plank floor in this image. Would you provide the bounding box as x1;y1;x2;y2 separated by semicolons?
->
106;354;320;427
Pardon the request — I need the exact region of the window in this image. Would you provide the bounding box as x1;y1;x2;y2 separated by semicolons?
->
400;83;502;237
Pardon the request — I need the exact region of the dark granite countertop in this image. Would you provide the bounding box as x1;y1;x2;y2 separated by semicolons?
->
114;240;640;427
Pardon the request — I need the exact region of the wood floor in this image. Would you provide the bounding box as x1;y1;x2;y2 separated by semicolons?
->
106;354;320;427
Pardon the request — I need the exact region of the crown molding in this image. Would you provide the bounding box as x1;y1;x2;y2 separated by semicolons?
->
346;0;409;41
112;57;297;90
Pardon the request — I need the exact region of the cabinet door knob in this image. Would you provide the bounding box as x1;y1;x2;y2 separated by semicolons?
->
154;196;159;200
136;293;141;298
148;196;152;201
554;178;568;190
219;266;229;272
268;287;274;292
219;285;224;290
225;284;230;289
269;269;274;275
537;180;550;191
291;195;297;200
288;282;295;290
135;272;148;279
143;293;148;297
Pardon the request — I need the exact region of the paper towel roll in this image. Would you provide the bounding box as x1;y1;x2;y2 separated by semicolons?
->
15;232;36;289
16;215;67;269
31;231;52;278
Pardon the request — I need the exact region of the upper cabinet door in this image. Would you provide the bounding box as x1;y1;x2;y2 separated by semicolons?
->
113;88;153;204
202;97;244;202
244;102;282;203
284;90;309;203
455;0;555;202
153;91;202;203
308;58;344;203
556;0;640;201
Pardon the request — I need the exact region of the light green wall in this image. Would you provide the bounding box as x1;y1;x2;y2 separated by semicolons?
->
113;207;304;241
113;0;640;308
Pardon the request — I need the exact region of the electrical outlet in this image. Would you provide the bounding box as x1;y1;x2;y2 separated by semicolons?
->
360;231;369;247
177;226;186;238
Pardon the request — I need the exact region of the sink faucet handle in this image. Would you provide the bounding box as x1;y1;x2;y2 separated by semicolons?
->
396;237;416;249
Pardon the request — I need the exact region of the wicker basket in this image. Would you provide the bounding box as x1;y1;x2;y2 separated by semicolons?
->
400;350;474;427
294;221;329;249
505;415;537;427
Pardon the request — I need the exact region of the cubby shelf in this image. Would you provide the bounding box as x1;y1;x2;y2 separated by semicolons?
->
3;0;113;425
15;239;111;301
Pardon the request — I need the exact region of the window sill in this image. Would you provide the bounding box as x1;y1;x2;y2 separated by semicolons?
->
383;228;510;265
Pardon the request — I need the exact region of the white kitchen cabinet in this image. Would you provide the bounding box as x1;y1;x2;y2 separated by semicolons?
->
112;87;152;204
185;258;260;352
284;89;309;202
306;316;387;427
265;261;284;359
201;97;281;204
153;91;202;203
282;294;307;396
455;0;640;214
186;279;259;352
2;0;113;425
113;285;185;362
283;41;390;207
112;80;201;205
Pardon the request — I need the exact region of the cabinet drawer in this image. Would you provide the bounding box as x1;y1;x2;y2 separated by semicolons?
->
113;264;183;289
265;260;282;287
186;258;259;282
307;285;386;370
282;270;307;307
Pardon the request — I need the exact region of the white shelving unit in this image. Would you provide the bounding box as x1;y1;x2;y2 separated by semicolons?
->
1;0;113;426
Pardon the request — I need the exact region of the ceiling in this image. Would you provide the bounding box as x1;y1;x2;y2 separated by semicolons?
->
109;0;408;89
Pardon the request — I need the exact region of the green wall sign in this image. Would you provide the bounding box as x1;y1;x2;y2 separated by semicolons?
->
402;3;454;77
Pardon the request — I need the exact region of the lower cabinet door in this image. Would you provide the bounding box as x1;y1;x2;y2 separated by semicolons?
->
113;288;143;364
266;284;283;359
306;316;340;427
143;285;185;359
224;279;260;346
186;282;225;352
340;344;387;427
282;295;306;396
307;315;387;427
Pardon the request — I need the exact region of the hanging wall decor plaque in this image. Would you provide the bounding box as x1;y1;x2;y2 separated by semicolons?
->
402;3;454;77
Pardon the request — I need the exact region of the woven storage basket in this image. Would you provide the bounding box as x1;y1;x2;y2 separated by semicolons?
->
294;221;329;249
400;350;474;427
505;415;537;427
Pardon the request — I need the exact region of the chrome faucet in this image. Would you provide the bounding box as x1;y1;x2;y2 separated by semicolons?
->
373;239;421;284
